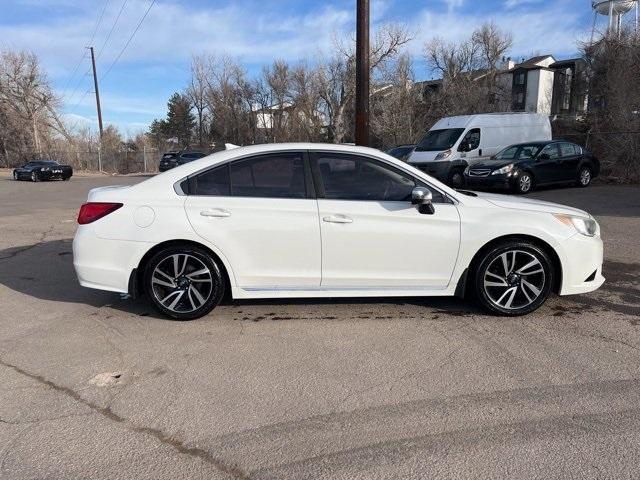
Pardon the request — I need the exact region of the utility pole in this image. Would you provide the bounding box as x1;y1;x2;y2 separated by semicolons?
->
88;46;104;171
88;47;104;137
355;0;370;146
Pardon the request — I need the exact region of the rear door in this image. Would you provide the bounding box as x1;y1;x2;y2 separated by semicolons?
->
534;143;562;184
558;142;581;182
312;152;461;289
184;152;321;289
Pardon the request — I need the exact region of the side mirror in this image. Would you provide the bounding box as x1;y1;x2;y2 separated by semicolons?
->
411;187;435;215
538;153;550;161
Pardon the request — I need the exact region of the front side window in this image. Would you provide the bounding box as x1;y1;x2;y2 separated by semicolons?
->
415;128;465;152
459;128;480;151
314;154;424;202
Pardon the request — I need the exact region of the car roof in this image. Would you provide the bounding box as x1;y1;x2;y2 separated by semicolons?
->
135;142;460;200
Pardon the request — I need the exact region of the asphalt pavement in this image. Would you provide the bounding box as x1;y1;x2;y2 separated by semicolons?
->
0;172;639;479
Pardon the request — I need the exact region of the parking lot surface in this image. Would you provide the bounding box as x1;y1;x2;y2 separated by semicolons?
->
1;172;639;479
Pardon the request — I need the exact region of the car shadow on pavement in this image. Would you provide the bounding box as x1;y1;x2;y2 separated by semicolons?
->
0;239;485;321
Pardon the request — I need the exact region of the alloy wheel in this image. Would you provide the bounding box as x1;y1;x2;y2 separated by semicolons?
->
483;249;546;311
579;168;591;186
150;253;214;314
518;174;531;193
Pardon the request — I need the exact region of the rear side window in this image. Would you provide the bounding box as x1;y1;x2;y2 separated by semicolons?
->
190;164;230;196
559;143;577;157
189;153;307;198
230;153;306;198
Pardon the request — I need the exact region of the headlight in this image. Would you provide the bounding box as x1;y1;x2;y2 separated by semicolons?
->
553;214;599;237
491;164;514;175
41;167;50;171
434;150;451;161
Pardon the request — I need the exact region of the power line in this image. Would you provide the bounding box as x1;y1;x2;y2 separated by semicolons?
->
62;0;110;101
89;0;111;45
97;0;129;59
100;0;156;82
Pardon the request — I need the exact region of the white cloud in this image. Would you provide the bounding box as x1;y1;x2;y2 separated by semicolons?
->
504;0;543;8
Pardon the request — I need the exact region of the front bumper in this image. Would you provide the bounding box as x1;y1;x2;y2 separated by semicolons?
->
158;163;177;172
558;233;605;296
463;173;513;190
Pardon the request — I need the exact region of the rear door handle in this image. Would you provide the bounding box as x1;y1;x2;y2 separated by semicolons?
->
200;209;231;218
323;215;353;224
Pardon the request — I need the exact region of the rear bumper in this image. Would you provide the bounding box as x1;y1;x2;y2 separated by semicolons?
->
558;233;604;296
73;226;151;294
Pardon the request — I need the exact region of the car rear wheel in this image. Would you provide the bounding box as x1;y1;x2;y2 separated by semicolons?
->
144;246;225;320
473;241;553;316
514;171;533;194
577;166;592;187
31;171;39;182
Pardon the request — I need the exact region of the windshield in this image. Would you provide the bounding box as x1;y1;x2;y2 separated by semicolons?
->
495;144;543;160
415;128;465;152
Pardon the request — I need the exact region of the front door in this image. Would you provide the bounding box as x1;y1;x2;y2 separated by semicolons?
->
184;152;321;288
312;152;461;289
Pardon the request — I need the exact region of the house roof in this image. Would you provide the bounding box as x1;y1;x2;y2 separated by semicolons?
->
514;54;555;69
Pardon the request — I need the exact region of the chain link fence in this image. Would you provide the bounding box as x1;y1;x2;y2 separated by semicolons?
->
3;147;162;174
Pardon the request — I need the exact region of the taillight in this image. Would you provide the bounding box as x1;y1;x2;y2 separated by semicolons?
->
77;202;123;224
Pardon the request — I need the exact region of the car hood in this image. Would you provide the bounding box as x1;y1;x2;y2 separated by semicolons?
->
469;159;526;170
470;191;590;218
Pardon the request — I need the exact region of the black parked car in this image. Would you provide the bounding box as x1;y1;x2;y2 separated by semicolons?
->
13;160;73;182
385;144;415;162
463;141;599;194
158;151;208;172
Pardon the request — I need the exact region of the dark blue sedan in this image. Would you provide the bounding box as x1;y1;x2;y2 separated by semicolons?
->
13;160;73;182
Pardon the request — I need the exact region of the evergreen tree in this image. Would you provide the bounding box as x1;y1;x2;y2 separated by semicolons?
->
165;93;195;148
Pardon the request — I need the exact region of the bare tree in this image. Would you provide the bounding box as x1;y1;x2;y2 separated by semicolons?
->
318;23;412;143
187;55;211;148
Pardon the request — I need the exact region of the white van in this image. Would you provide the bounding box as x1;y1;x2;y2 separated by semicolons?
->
407;113;552;187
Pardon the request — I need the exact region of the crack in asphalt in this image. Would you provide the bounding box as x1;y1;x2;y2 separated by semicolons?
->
0;226;55;261
0;358;251;480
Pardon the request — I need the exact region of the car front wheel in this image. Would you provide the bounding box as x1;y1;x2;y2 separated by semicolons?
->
473;241;554;316
514;171;533;194
144;246;225;320
31;171;39;182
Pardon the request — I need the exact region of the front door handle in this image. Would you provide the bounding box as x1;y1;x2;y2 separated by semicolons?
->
323;214;353;224
200;209;231;218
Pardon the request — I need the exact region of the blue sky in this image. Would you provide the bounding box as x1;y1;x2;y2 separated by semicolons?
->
0;0;600;137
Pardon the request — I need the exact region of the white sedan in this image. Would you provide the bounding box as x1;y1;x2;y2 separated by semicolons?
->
73;143;604;320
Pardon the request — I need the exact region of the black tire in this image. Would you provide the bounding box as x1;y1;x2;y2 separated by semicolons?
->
514;171;533;194
449;168;465;188
577;166;592;187
473;240;554;316
143;245;225;320
63;176;71;181
31;171;39;182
